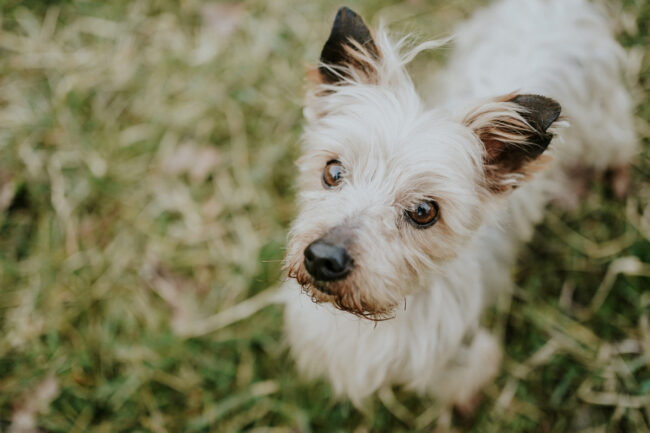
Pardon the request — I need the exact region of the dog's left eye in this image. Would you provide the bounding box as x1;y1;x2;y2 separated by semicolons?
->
406;200;440;228
322;160;344;188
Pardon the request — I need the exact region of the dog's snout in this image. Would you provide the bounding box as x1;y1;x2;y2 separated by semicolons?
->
304;240;353;282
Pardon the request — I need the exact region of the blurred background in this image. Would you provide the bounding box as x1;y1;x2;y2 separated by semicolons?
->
0;0;648;432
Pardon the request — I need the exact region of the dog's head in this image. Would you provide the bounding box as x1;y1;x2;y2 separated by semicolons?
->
285;7;561;319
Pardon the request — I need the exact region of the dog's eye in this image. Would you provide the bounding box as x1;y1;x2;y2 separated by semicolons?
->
406;200;440;228
322;160;344;188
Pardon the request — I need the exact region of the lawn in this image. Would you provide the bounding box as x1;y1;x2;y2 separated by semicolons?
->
0;0;648;432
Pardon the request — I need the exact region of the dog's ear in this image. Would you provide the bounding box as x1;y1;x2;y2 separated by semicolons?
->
318;7;381;84
464;94;562;193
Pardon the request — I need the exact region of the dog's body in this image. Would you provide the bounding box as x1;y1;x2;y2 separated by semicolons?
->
283;0;637;407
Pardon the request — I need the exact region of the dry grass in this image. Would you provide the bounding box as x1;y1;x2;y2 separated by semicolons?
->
0;0;648;432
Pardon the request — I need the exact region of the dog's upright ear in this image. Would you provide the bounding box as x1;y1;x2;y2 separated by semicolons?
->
317;7;381;84
463;93;562;193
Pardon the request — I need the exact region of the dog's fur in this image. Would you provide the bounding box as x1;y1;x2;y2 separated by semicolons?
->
283;0;638;407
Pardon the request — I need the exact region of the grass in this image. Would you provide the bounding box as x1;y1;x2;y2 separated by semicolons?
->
0;0;648;431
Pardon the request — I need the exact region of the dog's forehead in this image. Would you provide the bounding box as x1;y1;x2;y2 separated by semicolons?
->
313;87;424;149
305;89;479;195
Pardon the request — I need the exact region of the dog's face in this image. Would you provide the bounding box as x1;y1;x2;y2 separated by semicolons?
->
285;8;561;319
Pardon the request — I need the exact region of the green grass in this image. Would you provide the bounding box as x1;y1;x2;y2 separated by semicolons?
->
0;0;648;432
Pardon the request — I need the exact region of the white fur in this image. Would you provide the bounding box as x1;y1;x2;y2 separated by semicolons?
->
283;0;637;406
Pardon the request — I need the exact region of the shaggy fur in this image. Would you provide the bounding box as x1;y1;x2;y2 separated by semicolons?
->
283;0;638;407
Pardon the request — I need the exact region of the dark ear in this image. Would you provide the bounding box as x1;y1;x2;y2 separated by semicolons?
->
464;94;562;192
319;7;380;84
509;94;562;151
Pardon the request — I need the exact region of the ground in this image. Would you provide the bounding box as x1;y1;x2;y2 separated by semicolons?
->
0;0;649;432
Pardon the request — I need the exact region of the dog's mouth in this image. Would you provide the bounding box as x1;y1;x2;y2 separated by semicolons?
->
311;281;336;296
287;263;395;321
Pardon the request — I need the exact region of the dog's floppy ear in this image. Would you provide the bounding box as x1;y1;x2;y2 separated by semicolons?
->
464;93;562;193
318;7;381;84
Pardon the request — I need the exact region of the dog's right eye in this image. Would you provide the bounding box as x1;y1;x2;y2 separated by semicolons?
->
322;160;344;188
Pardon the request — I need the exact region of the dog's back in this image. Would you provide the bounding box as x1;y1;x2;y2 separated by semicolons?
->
439;0;637;171
439;0;639;301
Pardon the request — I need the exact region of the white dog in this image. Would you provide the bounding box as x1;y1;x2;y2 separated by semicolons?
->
282;0;637;410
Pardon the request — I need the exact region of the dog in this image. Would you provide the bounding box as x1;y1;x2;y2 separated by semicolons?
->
283;0;638;411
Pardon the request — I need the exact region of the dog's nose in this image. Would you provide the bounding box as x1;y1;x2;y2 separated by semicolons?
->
304;240;353;282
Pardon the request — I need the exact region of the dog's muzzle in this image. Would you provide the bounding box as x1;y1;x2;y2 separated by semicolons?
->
303;240;353;282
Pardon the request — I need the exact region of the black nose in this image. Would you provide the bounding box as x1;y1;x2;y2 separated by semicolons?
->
304;240;353;282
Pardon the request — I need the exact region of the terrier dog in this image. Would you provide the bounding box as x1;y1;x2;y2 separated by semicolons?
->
283;0;637;410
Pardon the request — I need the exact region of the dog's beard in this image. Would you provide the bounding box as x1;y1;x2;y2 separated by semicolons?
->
286;262;396;321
